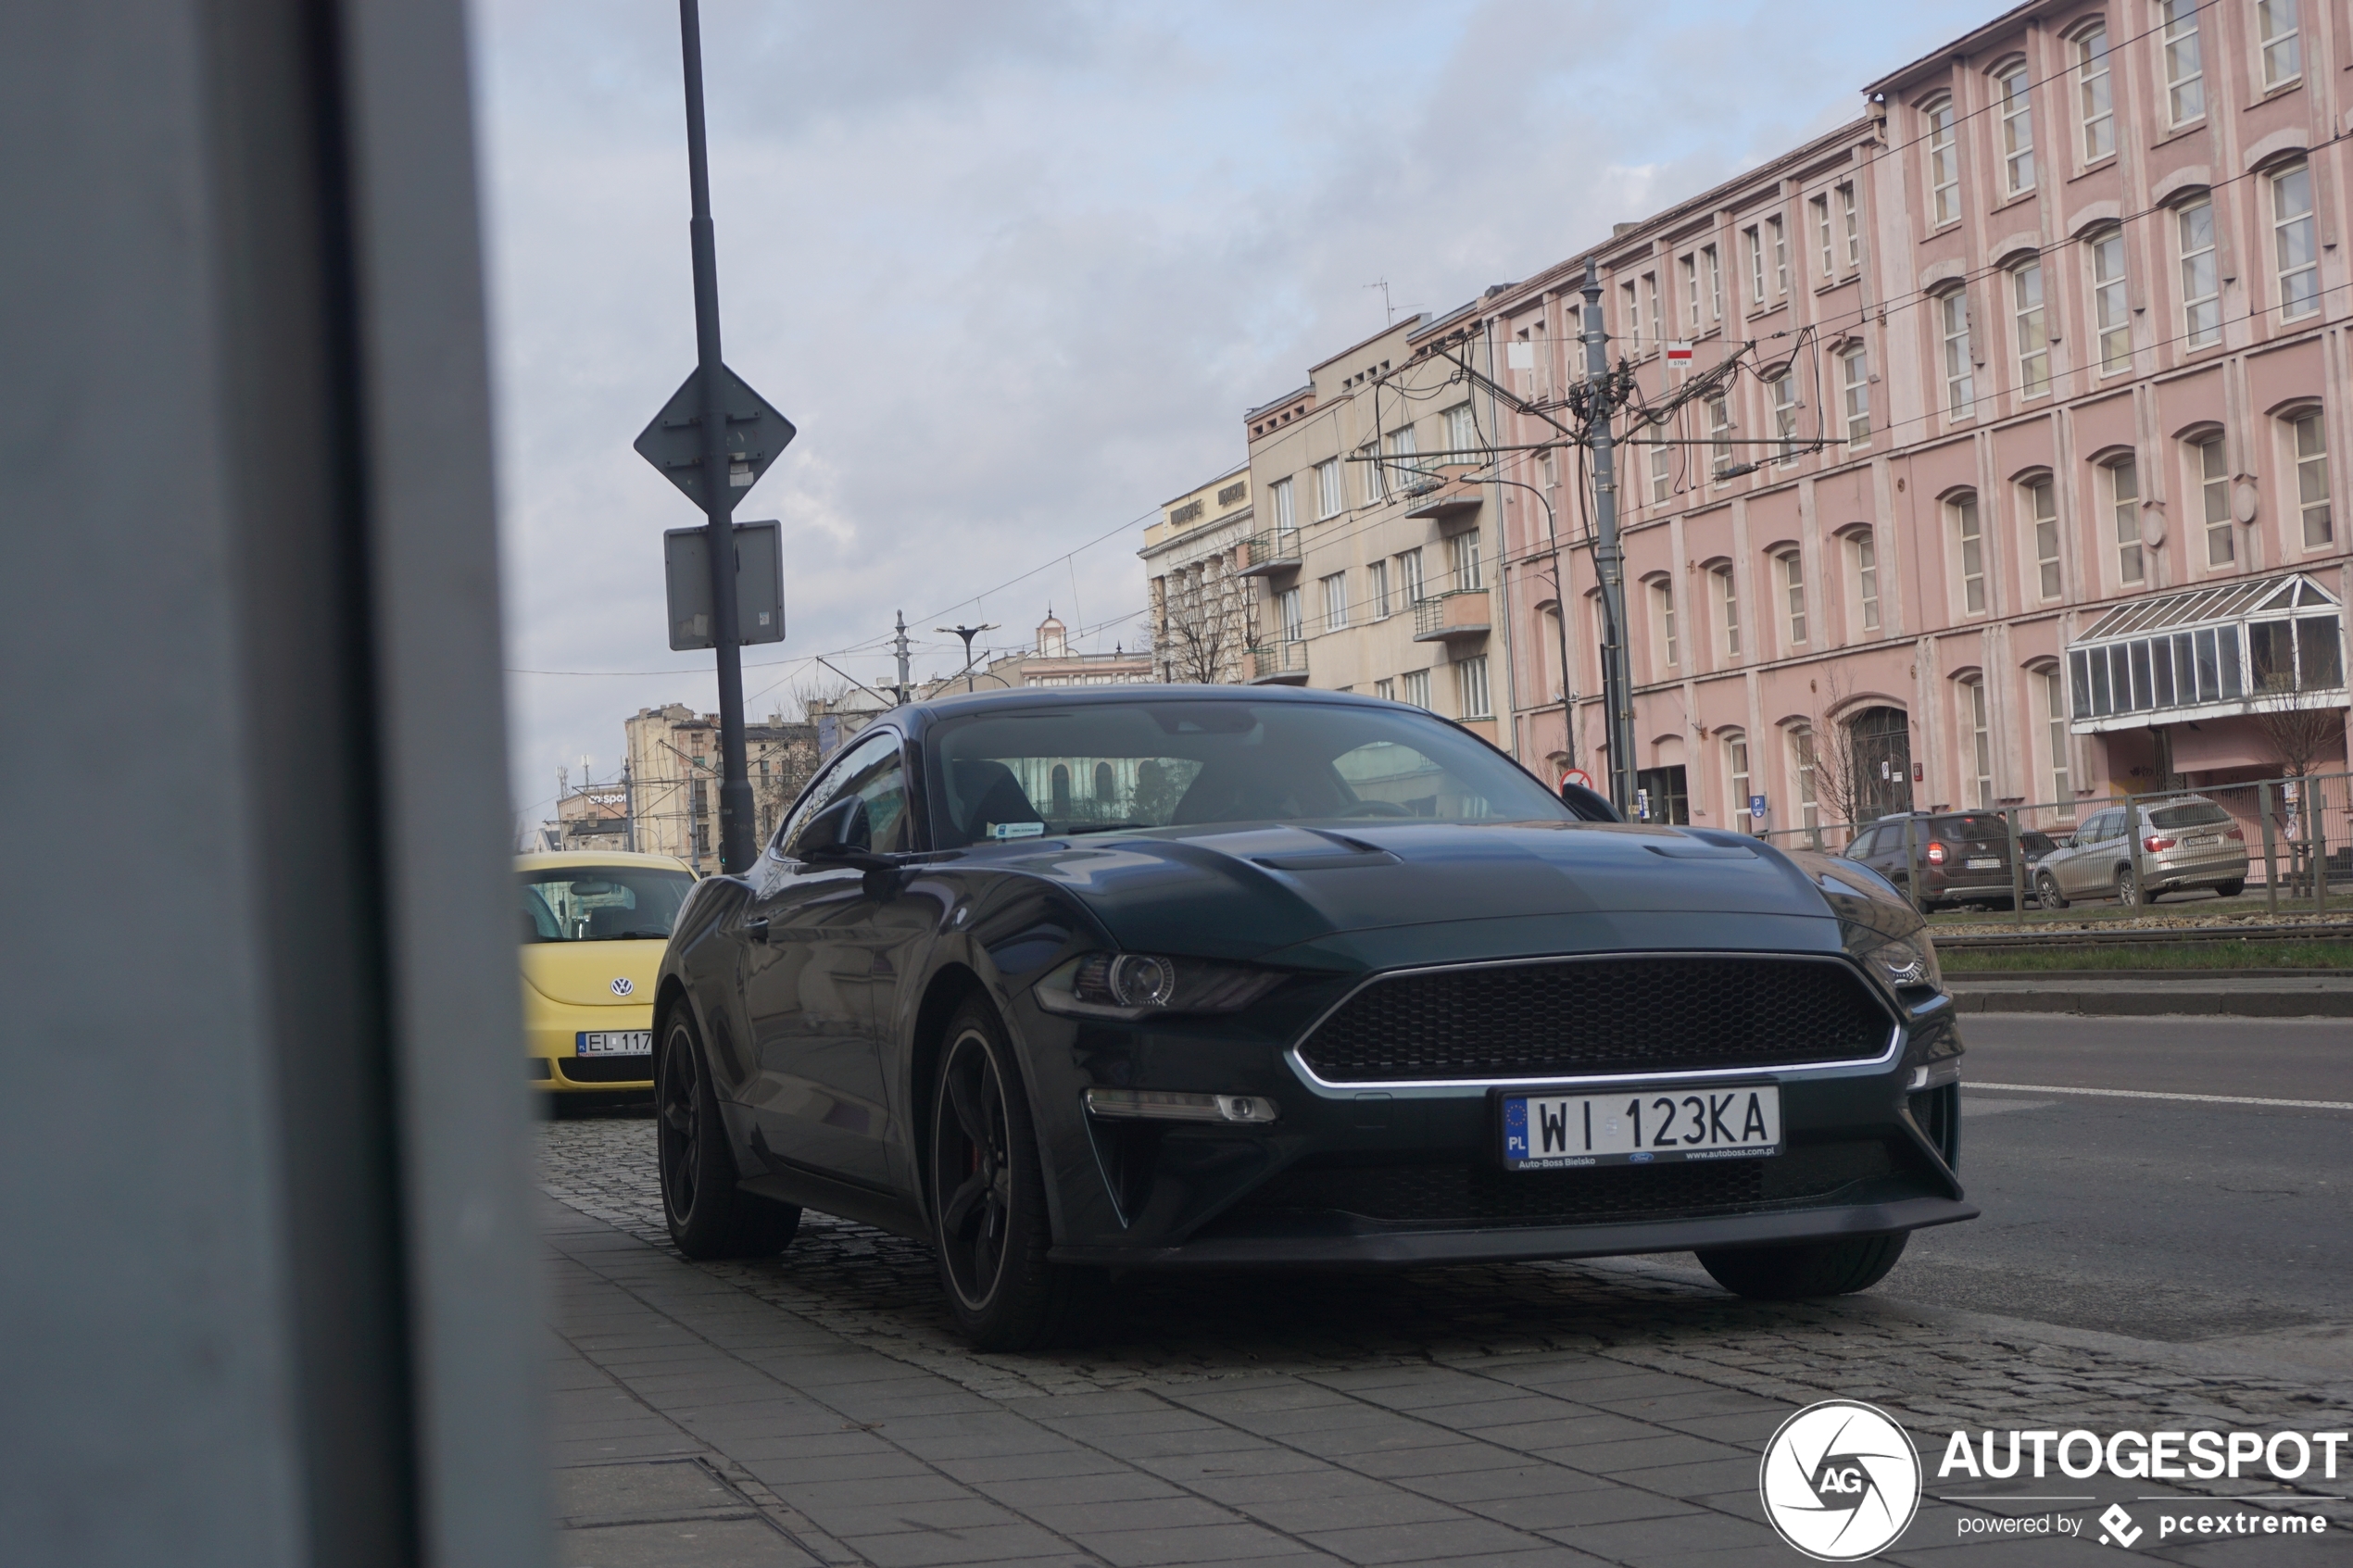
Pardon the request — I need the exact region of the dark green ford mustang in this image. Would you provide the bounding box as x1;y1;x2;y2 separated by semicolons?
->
651;685;1973;1348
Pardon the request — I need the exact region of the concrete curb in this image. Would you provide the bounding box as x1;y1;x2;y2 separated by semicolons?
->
1949;984;2353;1017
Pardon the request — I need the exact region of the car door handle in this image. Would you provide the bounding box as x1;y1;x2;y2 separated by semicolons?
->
744;917;770;942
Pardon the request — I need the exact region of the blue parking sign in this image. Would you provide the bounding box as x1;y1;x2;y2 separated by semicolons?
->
1749;794;1767;821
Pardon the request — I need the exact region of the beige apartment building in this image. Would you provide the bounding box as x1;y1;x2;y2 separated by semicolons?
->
1140;464;1257;684
622;703;818;868
1234;309;1516;742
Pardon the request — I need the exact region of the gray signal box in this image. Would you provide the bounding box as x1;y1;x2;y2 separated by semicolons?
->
663;519;784;650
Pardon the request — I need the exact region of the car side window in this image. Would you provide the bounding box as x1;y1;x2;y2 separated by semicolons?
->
838;740;912;854
2082;810;2117;843
1846;827;1881;859
778;731;902;859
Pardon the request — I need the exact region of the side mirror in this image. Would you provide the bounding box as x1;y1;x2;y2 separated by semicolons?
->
1558;782;1622;823
797;795;895;872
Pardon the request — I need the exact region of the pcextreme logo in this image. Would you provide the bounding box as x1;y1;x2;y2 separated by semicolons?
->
1759;1399;1922;1562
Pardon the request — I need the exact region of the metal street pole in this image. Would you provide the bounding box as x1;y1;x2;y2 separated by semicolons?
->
678;0;754;873
1579;259;1639;814
891;611;912;704
937;623;999;693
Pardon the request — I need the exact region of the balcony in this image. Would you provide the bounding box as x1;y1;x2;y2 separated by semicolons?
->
1411;589;1491;643
1246;640;1309;684
1403;475;1484;524
1237;530;1301;578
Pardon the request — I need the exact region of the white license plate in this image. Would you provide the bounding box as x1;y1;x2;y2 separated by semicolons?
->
1966;857;2002;870
1503;1085;1780;1171
2183;834;2221;847
577;1030;652;1057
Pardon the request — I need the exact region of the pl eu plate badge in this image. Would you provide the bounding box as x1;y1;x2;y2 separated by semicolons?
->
1504;1096;1529;1162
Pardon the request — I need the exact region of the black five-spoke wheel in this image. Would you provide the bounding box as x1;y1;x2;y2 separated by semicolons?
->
927;997;1085;1349
656;1009;799;1260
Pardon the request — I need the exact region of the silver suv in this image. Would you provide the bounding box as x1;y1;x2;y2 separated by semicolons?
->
2032;796;2250;909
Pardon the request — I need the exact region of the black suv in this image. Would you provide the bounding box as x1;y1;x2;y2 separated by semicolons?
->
1844;812;2019;910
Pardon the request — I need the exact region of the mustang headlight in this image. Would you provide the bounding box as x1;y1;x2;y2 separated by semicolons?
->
1854;930;1944;997
1036;953;1284;1019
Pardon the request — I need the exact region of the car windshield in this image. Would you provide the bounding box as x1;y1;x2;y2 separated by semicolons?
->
924;699;1570;847
1928;814;2009;843
2149;801;2231;830
520;867;694;943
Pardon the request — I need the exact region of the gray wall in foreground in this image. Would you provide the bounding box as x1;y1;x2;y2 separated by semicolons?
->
0;4;545;1565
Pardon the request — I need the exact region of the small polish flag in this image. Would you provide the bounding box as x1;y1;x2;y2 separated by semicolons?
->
1665;341;1694;362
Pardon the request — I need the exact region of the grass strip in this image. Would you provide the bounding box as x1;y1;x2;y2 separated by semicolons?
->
1942;940;2353;973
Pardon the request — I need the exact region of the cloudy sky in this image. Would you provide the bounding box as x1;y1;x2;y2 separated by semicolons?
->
473;0;1992;831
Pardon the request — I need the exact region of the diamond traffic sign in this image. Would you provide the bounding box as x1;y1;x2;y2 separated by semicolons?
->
634;363;795;509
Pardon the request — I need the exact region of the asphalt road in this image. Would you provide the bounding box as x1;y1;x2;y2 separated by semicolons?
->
1869;1013;2353;1350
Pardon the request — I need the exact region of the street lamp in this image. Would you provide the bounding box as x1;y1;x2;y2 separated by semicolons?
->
937;623;999;693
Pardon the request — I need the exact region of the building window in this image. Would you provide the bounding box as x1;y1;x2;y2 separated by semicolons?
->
1997;62;2035;194
1643;270;1663;349
1314;459;1341;520
1651;580;1679;672
2273;163;2320;320
1715;565;1741;659
1620;279;1640;353
1769;372;1798;461
1449;531;1482;593
2292;409;2333;547
1842;345;1870;445
1850;532;1880;633
1358;443;1384;503
1441;401;1477;458
2089;229;2130;375
1768;215;1789;296
1401;668;1430;709
2076;24;2113;162
1648;438;1672;504
2011;258;2047;397
1839;182;1861;269
1727;734;1753;831
1268;476;1295;532
1778;549;1806;646
1925;96;1959;226
1704;244;1723;321
2042;668;2072;814
1680;254;1701;332
1368;558;1391;619
1744;225;1766;307
2179;197;2219;347
1963;679;1993;808
1940;289;1974;416
1398;546;1425;605
1386;423;1419;480
1373;676;1394;702
1707;395;1732;479
2196;434;2233;565
2026;475;2060;600
2161;0;2205;125
2108;456;2144;584
2259;0;2300;88
1954;494;1986;613
1812;194;1834;281
1453;657;1491;719
1320;571;1348;632
1792;726;1819;833
1277;586;1302;641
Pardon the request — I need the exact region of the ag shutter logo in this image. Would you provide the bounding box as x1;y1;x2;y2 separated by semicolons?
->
610;976;635;997
1760;1399;1923;1562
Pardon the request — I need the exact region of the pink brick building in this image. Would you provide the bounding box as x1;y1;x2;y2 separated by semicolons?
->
1480;0;2350;834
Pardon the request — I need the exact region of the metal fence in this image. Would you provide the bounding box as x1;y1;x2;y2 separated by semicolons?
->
1743;770;2351;920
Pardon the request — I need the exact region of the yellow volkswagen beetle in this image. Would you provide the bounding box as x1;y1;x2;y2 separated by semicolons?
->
517;850;697;1101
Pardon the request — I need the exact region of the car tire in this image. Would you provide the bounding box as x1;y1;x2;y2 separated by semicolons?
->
2116;867;2144;907
2034;871;2067;910
2216;879;2245;898
656;1010;801;1260
927;997;1084;1351
1695;1233;1909;1300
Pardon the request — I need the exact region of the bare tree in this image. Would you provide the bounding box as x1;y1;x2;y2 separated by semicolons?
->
2250;674;2346;780
1795;670;1870;833
1158;558;1255;684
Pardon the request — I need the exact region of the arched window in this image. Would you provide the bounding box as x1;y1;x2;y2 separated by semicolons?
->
1949;492;1985;613
2088;226;2130;375
1723;731;1755;834
2271;161;2320;320
2020;473;2060;600
1775;549;1806;646
2010;257;2048;396
1837;525;1881;636
1937;288;1975;415
2073;23;2112;162
2103;453;2144;584
2187;430;2232;566
2285;407;2334;549
1958;676;1993;808
1051;764;1072;818
2176;194;2219;346
1923;96;1960;225
1092;761;1115;802
1995;60;2034;194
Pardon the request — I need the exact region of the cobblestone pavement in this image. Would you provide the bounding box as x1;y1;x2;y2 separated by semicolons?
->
540;1116;2352;1567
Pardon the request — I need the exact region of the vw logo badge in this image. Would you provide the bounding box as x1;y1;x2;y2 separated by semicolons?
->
1758;1399;1919;1562
610;977;635;997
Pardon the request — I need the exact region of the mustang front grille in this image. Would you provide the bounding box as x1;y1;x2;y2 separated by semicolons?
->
1295;955;1890;1084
